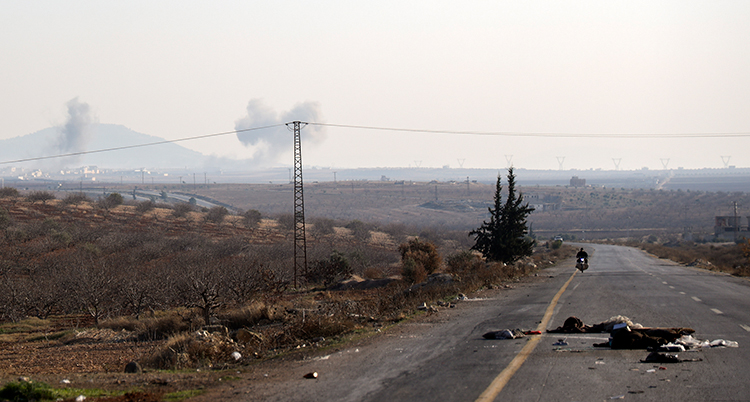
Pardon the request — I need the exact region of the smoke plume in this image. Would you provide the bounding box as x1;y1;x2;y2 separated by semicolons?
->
234;99;326;165
56;97;96;166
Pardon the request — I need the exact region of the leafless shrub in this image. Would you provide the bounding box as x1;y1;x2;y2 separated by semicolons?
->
26;191;55;204
295;313;357;340
381;223;408;244
205;206;229;224
172;251;226;325
143;331;236;369
445;250;483;274
310;217;336;237
61;193;90;206
222;257;262;304
345;220;372;242
165;233;207;253
101;313;194;341
0;187;20;198
0;207;12;229
208;237;247;259
276;213;295;231
0;266;27;322
134;200;156;213
219;302;280;329
65;257;117;325
172;202;194;218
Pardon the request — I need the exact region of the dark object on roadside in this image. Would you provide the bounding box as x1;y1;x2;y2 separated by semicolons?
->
483;329;525;339
548;316;587;333
124;361;142;373
304;372;318;379
550;316;694;350
608;328;694;350
641;351;702;363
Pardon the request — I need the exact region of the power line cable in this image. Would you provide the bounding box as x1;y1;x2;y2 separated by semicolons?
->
0;123;285;165
309;122;750;138
3;121;750;166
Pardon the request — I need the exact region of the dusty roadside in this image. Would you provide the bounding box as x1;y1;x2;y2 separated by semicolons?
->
185;268;563;402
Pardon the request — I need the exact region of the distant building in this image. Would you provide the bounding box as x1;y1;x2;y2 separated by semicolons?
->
714;215;750;240
570;176;586;187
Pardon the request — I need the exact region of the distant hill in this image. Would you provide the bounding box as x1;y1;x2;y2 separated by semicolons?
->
0;124;242;170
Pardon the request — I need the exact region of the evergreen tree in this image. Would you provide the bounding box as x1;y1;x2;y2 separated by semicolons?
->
470;167;535;263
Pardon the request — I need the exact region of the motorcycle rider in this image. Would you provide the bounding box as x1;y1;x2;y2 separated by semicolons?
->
576;248;588;262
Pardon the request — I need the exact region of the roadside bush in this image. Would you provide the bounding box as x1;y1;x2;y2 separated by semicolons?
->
446;250;482;273
310;217;336;237
97;193;124;210
0;380;57;401
401;258;427;284
398;238;442;275
242;209;262;228
0;187;19;198
143;331;236;369
307;250;352;286
205;206;229;224
276;213;295;231
61;192;89;206
0;207;11;229
172;202;194;218
26;191;55;204
295;313;357;340
134;200;156;213
345;220;372;242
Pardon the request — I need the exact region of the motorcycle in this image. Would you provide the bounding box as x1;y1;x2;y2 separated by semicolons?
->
575;257;589;272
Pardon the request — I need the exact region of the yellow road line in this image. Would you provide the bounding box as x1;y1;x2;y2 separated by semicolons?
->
474;269;578;402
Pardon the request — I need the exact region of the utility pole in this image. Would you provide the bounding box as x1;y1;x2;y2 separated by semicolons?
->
287;121;308;288
733;201;739;242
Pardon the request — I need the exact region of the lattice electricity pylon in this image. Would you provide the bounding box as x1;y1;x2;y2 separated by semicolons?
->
286;121;308;288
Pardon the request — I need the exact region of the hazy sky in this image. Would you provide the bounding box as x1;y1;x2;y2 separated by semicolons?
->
2;1;749;171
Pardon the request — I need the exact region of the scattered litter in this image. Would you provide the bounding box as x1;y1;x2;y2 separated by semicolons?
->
552;339;568;346
60;379;71;384
595;360;605;365
75;396;86;402
610;395;625;399
303;372;318;379
628;390;645;394
657;343;685;352
641;351;702;364
549;316;644;334
524;330;542;335
646;369;656;373
231;351;242;361
483;329;525;340
710;339;739;348
457;293;468;301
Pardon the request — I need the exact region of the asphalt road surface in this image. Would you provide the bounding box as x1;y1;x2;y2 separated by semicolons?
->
202;244;750;402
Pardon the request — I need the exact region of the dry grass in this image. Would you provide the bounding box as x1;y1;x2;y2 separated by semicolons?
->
621;240;750;276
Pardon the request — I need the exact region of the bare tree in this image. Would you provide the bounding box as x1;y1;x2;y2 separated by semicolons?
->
174;252;225;325
26;191;56;204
